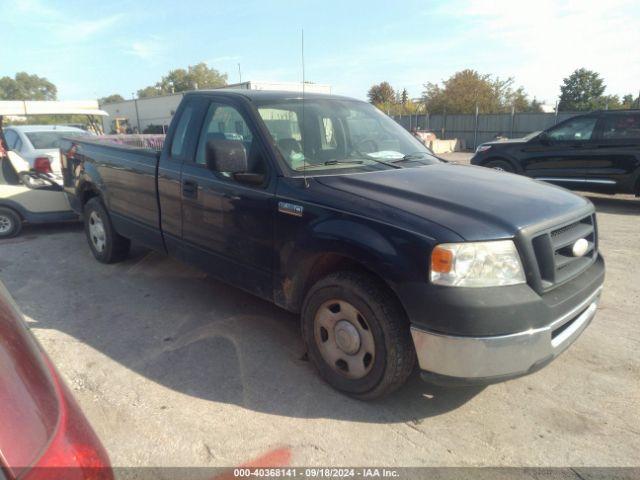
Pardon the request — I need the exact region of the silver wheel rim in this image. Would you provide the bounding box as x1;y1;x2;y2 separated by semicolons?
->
0;215;13;234
314;299;375;379
88;211;106;253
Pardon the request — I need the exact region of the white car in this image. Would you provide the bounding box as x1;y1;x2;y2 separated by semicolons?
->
1;125;90;178
0;151;78;238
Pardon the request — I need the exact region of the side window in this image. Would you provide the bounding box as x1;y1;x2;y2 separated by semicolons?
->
548;117;597;142
170;104;195;158
14;138;23;152
195;103;259;172
3;130;18;149
601;114;640;139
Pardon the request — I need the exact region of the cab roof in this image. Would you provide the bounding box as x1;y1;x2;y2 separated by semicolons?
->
184;89;361;103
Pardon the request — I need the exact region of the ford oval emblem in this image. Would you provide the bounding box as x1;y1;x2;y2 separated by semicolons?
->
572;238;589;257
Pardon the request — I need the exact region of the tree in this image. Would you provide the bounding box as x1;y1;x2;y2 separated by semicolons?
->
0;72;57;100
421;69;540;114
99;94;125;105
137;86;162;98
558;68;606;111
138;63;227;98
400;88;409;105
622;94;635;109
367;82;396;106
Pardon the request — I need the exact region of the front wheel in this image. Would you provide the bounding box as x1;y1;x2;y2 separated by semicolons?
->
301;271;415;399
484;159;515;173
83;197;130;263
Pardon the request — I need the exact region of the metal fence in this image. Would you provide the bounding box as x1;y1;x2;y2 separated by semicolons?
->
393;111;584;150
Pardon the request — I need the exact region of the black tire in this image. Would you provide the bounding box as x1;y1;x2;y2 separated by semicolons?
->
301;271;416;399
0;207;22;239
83;197;130;263
484;159;515;173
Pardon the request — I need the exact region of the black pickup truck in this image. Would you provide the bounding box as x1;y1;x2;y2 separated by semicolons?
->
60;90;604;398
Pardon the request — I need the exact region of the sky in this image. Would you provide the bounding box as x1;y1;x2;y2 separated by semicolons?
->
1;0;639;104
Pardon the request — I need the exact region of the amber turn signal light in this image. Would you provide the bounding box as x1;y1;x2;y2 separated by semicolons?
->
431;246;453;274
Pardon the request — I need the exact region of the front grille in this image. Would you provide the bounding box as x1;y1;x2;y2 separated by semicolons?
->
531;214;597;290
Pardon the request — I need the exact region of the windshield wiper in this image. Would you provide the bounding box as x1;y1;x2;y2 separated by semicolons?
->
349;149;402;169
323;159;364;166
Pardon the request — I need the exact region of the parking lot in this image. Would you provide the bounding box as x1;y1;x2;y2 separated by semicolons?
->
0;152;638;468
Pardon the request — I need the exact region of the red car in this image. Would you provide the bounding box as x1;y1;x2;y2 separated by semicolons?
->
0;281;113;480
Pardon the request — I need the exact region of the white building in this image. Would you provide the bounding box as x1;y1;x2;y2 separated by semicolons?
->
100;81;332;133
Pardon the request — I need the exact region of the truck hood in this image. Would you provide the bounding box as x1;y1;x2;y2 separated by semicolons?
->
315;163;591;240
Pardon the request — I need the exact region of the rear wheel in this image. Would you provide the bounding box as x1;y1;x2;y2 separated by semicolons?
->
301;271;415;399
0;207;21;239
83;197;130;263
484;159;515;173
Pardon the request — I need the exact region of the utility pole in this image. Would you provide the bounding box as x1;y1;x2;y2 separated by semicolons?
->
473;103;479;150
238;63;242;84
132;93;141;133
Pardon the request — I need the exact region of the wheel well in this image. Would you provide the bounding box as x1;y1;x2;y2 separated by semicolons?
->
290;253;402;314
482;157;519;172
78;184;99;207
0;204;22;221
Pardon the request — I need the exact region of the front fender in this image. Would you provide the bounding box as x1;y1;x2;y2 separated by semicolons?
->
275;215;435;312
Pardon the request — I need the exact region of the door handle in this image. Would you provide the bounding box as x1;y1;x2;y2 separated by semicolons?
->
182;180;198;199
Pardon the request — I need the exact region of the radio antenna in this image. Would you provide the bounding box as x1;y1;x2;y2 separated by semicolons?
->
301;28;309;187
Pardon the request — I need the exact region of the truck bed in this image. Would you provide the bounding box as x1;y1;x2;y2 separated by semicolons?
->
61;135;165;251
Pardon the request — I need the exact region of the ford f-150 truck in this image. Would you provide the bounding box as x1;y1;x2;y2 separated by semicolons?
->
60;90;605;399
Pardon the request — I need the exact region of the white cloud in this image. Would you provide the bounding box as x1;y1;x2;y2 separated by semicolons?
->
446;0;640;101
314;0;640;101
6;0;123;41
127;37;163;61
59;14;124;40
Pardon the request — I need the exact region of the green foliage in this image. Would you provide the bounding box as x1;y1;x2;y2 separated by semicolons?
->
367;82;396;105
367;83;422;115
558;68;606;111
4;114;90;127
558;68;639;111
400;88;409;105
137;63;228;98
422;69;541;114
99;94;125;105
0;72;57;100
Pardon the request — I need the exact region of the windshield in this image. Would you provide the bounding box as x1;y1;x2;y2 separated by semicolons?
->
25;130;89;149
255;98;441;174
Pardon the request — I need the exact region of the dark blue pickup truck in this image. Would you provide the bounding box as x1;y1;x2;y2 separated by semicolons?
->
60;90;604;398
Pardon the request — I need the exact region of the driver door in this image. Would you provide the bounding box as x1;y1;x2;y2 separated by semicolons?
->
179;98;276;301
522;116;599;188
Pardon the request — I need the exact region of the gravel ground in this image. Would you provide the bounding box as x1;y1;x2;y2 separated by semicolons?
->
0;152;638;471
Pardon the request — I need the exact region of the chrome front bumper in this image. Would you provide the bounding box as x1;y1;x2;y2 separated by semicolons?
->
411;286;602;382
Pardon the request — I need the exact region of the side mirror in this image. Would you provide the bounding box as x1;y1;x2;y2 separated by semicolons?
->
206;139;248;174
538;132;551;145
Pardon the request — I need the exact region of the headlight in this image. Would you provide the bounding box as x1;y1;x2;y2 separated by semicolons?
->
475;145;492;153
430;240;525;287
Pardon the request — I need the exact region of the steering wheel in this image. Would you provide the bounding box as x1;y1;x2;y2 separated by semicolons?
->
353;138;379;154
